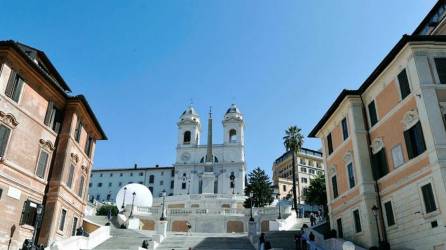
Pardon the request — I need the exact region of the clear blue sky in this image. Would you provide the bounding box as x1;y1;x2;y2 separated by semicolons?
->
1;0;436;177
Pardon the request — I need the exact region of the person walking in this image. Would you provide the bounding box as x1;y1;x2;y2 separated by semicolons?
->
259;233;265;250
310;213;316;227
186;221;192;236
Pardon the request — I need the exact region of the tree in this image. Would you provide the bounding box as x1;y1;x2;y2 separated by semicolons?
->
244;167;274;208
303;173;326;206
283;126;304;218
96;204;119;217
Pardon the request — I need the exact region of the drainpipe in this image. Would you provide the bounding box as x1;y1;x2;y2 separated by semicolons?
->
359;96;388;246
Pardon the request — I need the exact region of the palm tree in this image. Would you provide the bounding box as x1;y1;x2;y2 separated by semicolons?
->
283;126;304;218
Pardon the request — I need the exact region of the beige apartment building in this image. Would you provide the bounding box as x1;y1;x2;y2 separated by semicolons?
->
272;148;324;201
309;1;446;249
0;41;106;249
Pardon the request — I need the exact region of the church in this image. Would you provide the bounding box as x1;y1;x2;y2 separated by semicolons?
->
174;104;246;196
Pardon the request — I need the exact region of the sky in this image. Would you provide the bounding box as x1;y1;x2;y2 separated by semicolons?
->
0;0;437;177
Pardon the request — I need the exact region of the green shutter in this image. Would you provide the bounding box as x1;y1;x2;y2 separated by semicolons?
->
67;165;75;188
0;125;11;157
36;151;49;178
421;184;437;213
5;70;16;97
398;69;411;99
435;58;446;84
11;76;24;102
44;101;54;126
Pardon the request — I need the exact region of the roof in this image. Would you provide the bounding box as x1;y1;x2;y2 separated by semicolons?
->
413;0;446;35
0;40;71;93
226;104;241;114
308;35;446;138
274;147;323;165
69;95;107;140
92;166;174;172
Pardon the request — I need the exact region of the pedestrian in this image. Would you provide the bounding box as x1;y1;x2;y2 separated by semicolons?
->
186;221;192;236
265;240;272;250
310;213;316;227
259;233;265;250
294;232;302;250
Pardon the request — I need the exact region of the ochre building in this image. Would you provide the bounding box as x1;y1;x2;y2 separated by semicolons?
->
0;41;106;249
309;1;446;249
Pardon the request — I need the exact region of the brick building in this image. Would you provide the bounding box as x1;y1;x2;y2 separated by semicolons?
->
309;1;446;249
0;41;106;248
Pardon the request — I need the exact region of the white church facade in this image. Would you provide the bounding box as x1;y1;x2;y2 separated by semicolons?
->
173;104;246;196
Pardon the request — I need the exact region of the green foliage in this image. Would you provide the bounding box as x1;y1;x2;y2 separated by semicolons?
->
96;204;119;216
244;167;274;208
283;126;304;153
303;173;327;206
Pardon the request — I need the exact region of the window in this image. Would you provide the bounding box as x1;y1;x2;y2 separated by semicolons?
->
300;158;305;164
182;182;186;189
149;175;154;184
183;131;191;144
372;149;388;180
384;201;395;226
44;101;63;133
0;124;11;157
309;169;315;174
118;182;122;187
89;183;92;188
301;177;307;183
368;100;378;127
98;182;102;187
398;69;411;99
74;120;82;143
391;144;404;168
336;218;343;238
161;171;164;176
404;121;426;159
72;217;78;236
347;162;355;188
85;136;93;157
435;58;446;84
341;118;349;140
36;150;49;179
331;175;338;199
20;200;38;226
229;129;237;143
108;182;112;187
78;176;85;197
421;183;437;214
100;173;103;177
139;172;143;176
120;173;123;177
353;209;362;233
171;169;175;177
171;180;174;189
327;133;333;155
148;186;153;193
107;194;111;200
160;180;164;185
96;194;100;200
130;173;133;177
110;173;113;177
283;185;286;192
66;165;75;188
59;209;67;231
5;71;24;102
301;167;307;173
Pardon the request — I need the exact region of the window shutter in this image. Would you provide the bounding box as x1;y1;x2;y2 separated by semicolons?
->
414;122;426;155
398;69;411;99
44;101;54;126
5;70;16;97
435;58;446;84
12;77;24;102
19;200;29;225
0;125;11;157
36;151;49;178
404;130;414;159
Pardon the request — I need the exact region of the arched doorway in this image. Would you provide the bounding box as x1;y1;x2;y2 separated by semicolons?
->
141;219;155;230
261;220;270;232
227;221;244;233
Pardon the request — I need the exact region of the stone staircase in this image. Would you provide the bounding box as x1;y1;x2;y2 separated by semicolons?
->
157;233;255;250
265;230;299;250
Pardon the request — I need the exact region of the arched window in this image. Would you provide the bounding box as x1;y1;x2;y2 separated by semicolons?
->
183;131;191;144
229;129;237;143
149;175;155;184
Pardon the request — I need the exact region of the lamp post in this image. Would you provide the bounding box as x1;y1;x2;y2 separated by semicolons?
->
31;204;43;249
129;192;136;218
230;173;235;195
371;205;382;244
276;194;282;219
160;190;167;221
121;187;127;211
249;191;254;222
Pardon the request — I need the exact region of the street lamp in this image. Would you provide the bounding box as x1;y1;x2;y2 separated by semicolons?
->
32;204;43;247
160;190;167;221
229;173;235;195
249;191;254;222
371;205;382;244
121;187;127;211
276;194;282;219
129;192;136;218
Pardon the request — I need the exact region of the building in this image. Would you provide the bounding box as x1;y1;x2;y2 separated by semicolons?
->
309;1;446;249
0;41;106;248
173;104;246;195
272;148;324;200
88;165;174;202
